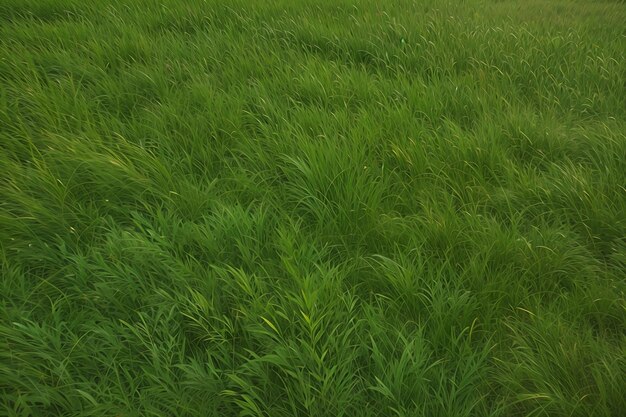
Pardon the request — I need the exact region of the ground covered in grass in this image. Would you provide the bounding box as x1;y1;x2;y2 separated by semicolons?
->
1;0;625;416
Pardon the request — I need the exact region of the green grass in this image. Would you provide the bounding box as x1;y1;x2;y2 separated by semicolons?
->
1;0;625;416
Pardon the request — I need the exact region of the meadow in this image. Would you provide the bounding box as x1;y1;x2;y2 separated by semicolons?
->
1;0;625;416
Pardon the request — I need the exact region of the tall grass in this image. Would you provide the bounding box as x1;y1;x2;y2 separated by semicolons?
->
1;0;625;416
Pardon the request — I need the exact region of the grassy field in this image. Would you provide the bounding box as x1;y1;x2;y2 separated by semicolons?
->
1;0;625;416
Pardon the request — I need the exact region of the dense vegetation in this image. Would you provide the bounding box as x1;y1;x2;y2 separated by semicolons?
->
1;0;625;416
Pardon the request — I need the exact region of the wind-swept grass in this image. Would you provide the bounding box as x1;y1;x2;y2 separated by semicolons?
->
1;0;625;416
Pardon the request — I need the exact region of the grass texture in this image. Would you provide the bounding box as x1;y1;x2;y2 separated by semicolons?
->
1;0;625;416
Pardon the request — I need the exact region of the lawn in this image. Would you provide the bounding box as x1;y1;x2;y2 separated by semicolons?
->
1;0;625;416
